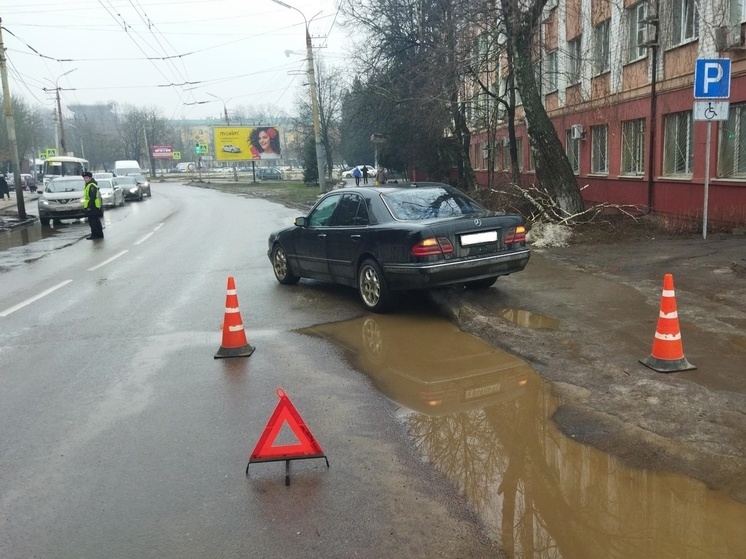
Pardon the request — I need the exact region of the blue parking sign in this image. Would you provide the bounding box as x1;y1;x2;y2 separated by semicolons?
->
694;58;731;99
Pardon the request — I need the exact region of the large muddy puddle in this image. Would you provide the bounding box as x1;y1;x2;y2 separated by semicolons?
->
300;313;746;559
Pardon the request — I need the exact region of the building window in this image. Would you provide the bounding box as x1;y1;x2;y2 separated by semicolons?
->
621;118;646;176
663;111;694;176
671;0;699;45
594;20;610;74
528;143;536;171
591;125;609;174
628;2;649;61
516;138;524;171
546;50;558;92
568;37;582;84
566;131;580;174
718;103;746;177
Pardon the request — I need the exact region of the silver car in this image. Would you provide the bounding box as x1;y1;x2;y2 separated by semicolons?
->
98;178;125;208
37;176;87;226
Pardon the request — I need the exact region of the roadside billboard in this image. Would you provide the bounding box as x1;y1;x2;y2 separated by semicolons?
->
213;126;282;162
152;145;173;159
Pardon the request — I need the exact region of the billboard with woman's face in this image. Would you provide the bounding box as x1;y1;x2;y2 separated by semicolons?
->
213;126;282;161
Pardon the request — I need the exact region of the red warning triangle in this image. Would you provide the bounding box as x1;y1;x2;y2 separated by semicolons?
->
249;388;325;462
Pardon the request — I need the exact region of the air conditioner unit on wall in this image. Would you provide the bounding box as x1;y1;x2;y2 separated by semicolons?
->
715;25;746;51
571;124;586;140
639;23;658;47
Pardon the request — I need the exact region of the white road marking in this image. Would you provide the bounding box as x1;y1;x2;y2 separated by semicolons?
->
88;250;128;271
134;223;164;245
134;233;154;245
0;280;73;317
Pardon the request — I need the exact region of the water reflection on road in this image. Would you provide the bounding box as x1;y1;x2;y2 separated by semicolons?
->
0;221;87;271
299;313;746;559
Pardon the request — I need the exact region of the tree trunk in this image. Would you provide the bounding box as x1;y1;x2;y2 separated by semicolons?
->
505;3;585;219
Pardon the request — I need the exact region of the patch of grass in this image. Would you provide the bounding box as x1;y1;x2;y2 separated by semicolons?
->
189;179;325;211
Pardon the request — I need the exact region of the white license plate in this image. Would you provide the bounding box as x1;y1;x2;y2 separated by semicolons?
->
465;383;501;399
460;231;497;246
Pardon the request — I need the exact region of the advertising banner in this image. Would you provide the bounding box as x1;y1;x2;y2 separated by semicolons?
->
152;145;173;159
213;126;282;162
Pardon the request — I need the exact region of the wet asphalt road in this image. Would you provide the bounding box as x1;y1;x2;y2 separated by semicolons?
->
0;183;499;558
2;182;746;558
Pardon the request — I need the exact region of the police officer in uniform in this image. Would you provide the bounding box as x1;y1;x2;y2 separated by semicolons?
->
82;171;104;239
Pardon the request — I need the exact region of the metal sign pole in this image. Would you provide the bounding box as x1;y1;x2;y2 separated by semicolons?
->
703;120;711;240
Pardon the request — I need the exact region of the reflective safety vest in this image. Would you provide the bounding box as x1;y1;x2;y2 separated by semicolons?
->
83;182;102;210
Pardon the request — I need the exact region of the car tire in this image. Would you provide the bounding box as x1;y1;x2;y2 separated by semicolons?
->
138;191;143;201
271;244;300;285
358;258;392;313
465;276;498;289
40;217;51;226
147;191;152;197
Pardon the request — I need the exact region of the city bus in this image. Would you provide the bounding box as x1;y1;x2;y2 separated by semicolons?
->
41;156;89;187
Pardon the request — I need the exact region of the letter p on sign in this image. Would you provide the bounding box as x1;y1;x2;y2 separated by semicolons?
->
694;58;731;99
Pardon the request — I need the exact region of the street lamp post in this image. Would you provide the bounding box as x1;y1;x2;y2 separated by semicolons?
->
207;93;238;182
271;0;326;193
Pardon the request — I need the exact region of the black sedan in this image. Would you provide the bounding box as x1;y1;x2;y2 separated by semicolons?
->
267;183;530;312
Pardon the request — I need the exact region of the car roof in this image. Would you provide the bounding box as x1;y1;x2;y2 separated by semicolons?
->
337;182;451;194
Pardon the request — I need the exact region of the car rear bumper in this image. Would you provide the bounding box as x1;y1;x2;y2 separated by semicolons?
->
382;248;530;289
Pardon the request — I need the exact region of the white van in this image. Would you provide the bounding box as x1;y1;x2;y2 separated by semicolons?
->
114;160;142;177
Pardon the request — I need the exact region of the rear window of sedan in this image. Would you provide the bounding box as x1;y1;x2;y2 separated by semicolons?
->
46;178;85;192
381;187;485;220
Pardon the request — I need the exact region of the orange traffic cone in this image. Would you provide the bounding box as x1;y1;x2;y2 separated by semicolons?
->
640;274;695;373
214;276;255;359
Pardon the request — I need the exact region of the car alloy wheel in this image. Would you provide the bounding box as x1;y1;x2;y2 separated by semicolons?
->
272;245;300;285
358;259;391;313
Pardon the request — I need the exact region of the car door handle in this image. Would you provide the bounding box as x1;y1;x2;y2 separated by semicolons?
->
317;233;327;238
350;235;361;240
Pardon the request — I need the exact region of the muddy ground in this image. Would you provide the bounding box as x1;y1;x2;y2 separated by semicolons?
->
198;180;746;503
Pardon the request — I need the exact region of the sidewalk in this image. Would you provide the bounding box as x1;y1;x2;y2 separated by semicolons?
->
0;191;40;231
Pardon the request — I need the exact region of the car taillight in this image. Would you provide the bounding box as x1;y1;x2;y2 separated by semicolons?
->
504;225;526;244
411;237;454;257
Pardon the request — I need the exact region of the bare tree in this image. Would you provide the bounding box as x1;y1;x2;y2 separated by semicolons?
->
499;0;585;217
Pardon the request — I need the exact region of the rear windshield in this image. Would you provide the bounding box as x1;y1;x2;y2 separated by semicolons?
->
382;187;485;220
46;178;85;193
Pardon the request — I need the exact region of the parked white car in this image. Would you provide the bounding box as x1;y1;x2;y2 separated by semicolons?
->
341;165;376;179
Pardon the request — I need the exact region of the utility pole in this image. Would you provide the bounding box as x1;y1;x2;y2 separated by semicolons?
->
43;68;77;156
56;88;67;155
208;93;238;182
143;125;152;177
271;0;326;193
0;19;26;219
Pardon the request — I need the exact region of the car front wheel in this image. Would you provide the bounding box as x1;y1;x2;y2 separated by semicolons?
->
358;259;392;313
272;244;300;285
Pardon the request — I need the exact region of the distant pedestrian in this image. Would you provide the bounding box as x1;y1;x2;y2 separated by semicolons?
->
352;166;362;186
82;171;104;239
375;167;387;185
0;175;9;199
361;165;369;185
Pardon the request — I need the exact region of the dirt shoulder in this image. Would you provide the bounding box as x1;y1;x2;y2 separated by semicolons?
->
192;178;746;503
432;232;746;504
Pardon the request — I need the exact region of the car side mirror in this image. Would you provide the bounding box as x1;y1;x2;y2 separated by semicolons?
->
294;216;307;227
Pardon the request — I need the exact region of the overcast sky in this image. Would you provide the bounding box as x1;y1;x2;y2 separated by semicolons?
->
2;0;347;121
